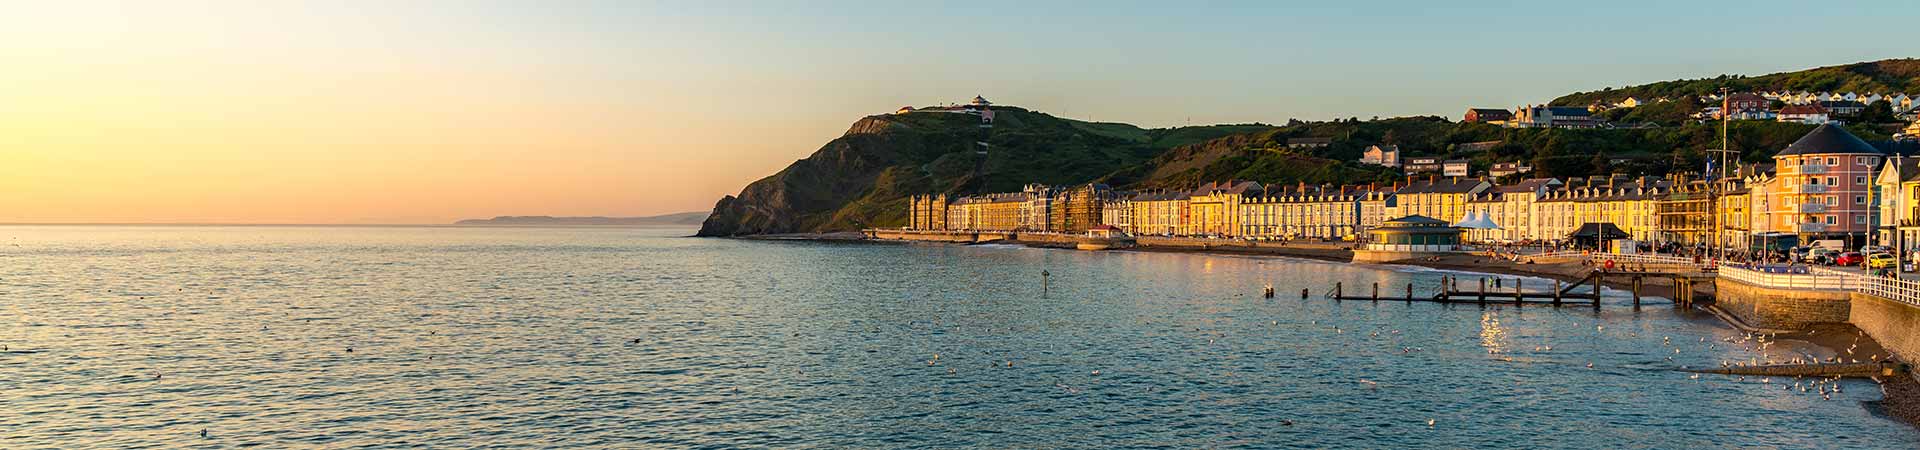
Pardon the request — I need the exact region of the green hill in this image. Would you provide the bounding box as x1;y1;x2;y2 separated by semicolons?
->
1553;59;1920;106
700;59;1919;237
696;107;1268;236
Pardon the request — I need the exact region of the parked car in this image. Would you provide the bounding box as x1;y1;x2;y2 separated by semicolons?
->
1835;251;1864;266
1807;248;1837;264
1868;253;1898;269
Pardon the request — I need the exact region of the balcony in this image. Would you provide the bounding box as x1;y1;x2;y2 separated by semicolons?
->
1799;165;1828;174
1798;203;1827;213
1798;223;1827;233
1791;184;1829;194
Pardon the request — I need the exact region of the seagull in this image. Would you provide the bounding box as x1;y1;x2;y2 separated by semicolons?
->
1427;419;1436;428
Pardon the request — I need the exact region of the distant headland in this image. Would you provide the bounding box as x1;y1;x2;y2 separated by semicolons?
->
454;212;708;227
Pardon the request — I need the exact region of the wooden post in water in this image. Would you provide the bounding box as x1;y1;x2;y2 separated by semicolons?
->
1372;282;1379;301
1505;276;1520;305
1478;278;1487;303
1631;275;1642;308
1592;271;1602;308
1301;288;1309;300
1334;282;1343;299
1553;280;1563;305
1042;270;1050;299
1406;283;1413;303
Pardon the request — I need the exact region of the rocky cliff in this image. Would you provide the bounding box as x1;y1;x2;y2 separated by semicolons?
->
696;107;1265;236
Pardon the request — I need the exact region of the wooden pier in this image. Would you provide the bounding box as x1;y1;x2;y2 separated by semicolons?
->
1324;269;1712;309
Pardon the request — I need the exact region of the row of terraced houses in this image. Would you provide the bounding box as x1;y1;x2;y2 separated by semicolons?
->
910;124;1920;251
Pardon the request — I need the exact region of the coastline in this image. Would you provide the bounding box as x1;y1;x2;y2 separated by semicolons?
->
751;232;1920;428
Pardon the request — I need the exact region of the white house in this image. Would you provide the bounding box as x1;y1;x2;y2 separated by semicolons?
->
1779;104;1830;124
1361;145;1401;167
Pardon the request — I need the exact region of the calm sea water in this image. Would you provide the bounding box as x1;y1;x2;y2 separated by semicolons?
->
2;225;1916;448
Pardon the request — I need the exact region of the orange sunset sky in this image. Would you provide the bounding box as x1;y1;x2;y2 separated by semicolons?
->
3;2;1909;224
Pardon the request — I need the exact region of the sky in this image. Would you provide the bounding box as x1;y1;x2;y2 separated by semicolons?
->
1;0;1915;224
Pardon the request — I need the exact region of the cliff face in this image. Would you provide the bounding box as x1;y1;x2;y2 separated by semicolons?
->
697;107;1262;236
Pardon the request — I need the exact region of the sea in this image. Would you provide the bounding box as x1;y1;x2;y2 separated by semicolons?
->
3;225;1916;449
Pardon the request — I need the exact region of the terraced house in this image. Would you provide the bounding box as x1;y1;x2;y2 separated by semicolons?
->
1239;183;1392;240
1392;176;1490;224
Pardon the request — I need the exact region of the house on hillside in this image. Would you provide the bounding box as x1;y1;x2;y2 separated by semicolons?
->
1287;137;1333;148
1779;104;1831;124
1723;93;1769;117
1464;108;1514;124
1442;159;1470;177
1511;105;1600;129
1819;100;1866;117
1490;162;1534;178
1405;157;1443;173
1361;145;1401;167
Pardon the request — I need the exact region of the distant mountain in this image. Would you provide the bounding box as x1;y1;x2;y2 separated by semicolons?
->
455;212;708;226
1553;59;1920;106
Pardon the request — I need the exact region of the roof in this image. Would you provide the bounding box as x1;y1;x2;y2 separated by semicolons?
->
1887;156;1920;183
1780;104;1827;115
1495;178;1562;193
1397;177;1487;194
1383;215;1449;226
1569;223;1629;240
1778;124;1882;156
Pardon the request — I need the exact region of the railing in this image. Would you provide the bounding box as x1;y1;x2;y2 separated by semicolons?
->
1365;244;1456;252
1791;184;1829;194
1799;165;1828;174
1718;265;1863;290
1860;276;1920;307
1799;203;1828;213
1798;223;1828;233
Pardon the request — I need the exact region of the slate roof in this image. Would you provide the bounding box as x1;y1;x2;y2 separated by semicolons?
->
1778;124;1882;156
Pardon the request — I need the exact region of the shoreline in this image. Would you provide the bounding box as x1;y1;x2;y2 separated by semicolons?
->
754;233;1920;429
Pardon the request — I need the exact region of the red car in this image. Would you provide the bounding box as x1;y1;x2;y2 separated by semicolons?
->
1835;252;1864;266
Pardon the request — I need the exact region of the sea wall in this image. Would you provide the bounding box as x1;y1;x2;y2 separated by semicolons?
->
1851;293;1920;360
1715;278;1852;330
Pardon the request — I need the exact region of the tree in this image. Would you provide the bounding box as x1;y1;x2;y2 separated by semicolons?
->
1862;100;1896;124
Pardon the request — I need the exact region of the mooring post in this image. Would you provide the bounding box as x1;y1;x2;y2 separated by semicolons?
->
1042;269;1050;299
1372;282;1380;301
1406;283;1413;303
1301;288;1309;300
1478;278;1487;303
1553;279;1562;305
1514;278;1523;304
1593;271;1602;308
1335;282;1343;299
1631;275;1642;308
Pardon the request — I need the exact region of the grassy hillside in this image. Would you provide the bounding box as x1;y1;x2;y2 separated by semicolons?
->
1108;117;1892;188
1554;59;1920;106
697;107;1267;235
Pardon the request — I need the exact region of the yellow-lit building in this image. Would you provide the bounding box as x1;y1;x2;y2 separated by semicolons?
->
909;194;948;230
1393;176;1491;223
1241;183;1385;240
1105;190;1189;236
1535;176;1668;243
945;192;1027;231
1183;181;1262;237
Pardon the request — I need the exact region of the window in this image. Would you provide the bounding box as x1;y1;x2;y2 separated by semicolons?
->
1827;216;1837;225
1827;177;1837;186
1857;215;1868;224
1827;196;1837;206
1858;157;1869;166
1827;157;1837;166
1858;176;1868;185
1857;195;1867;205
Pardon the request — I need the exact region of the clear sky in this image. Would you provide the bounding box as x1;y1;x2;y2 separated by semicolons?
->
1;1;1913;224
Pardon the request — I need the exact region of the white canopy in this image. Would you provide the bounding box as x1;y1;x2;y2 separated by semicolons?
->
1455;211;1502;229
